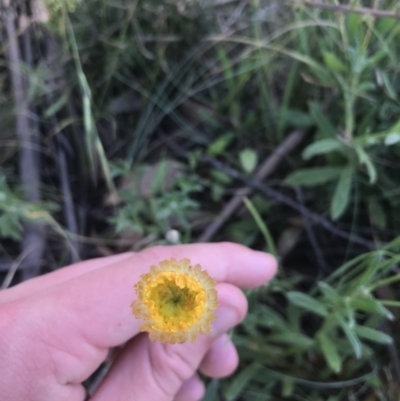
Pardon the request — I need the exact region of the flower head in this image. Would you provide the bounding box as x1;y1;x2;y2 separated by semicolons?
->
131;258;218;344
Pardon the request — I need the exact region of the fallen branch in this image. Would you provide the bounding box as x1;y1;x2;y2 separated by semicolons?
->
197;129;307;242
295;186;329;272
203;156;376;250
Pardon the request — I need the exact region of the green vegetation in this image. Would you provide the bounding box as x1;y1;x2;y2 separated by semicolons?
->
2;0;400;399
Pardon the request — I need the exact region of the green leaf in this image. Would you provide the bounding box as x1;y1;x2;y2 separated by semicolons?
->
243;197;277;257
354;326;393;345
268;332;314;348
202;379;219;401
282;378;294;397
381;72;398;100
350;295;394;320
282;109;313;128
309;102;337;137
346;13;363;41
377;17;397;34
317;332;342;373
258;305;287;330
207;133;234;156
384;132;400;146
210;169;232;185
287;292;328;317
330;166;353;220
44;93;68;118
285;167;342;187
224;362;260;401
302;139;344;160
337;315;362;358
307;64;336;86
322;51;347;73
354;145;377;184
367;196;387;229
0;212;23;240
317;282;339;303
239;148;258;174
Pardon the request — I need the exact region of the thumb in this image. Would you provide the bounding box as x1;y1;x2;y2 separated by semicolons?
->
91;283;246;401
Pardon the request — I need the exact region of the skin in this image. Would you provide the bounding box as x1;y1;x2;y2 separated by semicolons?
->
0;242;277;401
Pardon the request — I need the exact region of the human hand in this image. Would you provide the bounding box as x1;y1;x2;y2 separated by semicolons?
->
0;242;277;401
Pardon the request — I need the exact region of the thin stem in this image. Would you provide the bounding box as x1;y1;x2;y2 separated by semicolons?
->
286;0;400;20
369;273;400;291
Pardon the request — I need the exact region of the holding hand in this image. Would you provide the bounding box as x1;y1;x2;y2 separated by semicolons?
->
0;243;277;401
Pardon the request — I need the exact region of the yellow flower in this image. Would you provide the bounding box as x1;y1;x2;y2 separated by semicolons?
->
131;258;218;344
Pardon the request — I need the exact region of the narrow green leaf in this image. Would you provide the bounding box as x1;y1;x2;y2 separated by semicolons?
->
346;13;363;41
354;326;393;345
282;109;313;128
285;167;342;187
331;166;353;220
322;51;347;73
354;145;377;184
350;295;394;320
243;197;277;257
207;133;234;156
367;196;387;229
377;17;397;34
337;315;362;358
202;379;219;401
44;93;68;118
287;292;328;317
282;378;294;397
258;305;287;330
381;300;400;308
302;139;344;160
224;362;259;401
268;332;314;348
317;332;342;373
309;102;337;137
381;72;398;100
317;282;339;302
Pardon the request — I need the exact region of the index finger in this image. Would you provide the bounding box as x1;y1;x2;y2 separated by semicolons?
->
138;242;277;289
26;243;277;351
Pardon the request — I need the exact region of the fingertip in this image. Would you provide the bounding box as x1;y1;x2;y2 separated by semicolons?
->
200;334;239;378
222;243;278;288
252;251;278;284
215;283;248;322
174;375;205;401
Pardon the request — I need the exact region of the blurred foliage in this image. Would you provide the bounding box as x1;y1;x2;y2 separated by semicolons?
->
0;173;57;240
109;159;203;241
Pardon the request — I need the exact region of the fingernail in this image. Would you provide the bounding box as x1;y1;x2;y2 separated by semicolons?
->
212;306;240;338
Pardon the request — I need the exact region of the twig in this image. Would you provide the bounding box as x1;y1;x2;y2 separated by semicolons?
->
286;0;400;20
1;245;36;289
197;129;308;242
295;186;330;272
3;2;46;280
202;157;376;250
222;0;249;32
58;147;81;263
42;29;81;264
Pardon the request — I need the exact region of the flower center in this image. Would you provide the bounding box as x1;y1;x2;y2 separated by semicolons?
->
144;272;206;331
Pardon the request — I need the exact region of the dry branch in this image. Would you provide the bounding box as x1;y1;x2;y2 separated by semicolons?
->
197;129;307;242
